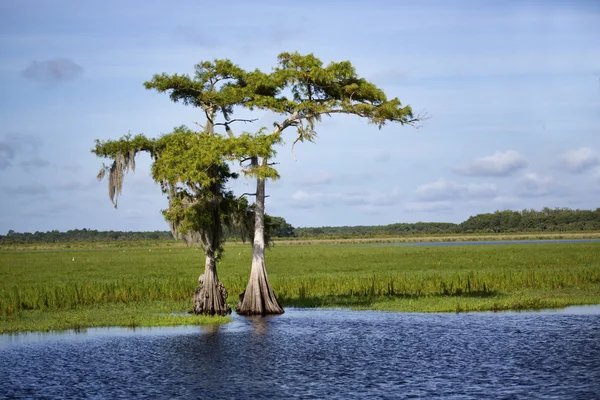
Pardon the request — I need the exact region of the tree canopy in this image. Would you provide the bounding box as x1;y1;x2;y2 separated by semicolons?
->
90;51;425;315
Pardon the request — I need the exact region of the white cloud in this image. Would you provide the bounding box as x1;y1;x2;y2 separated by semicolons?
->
0;133;44;170
416;178;498;201
405;201;452;213
416;179;462;200
55;179;93;192
491;195;521;207
290;188;401;209
561;147;600;173
0;142;14;170
517;173;555;197
20;157;51;172
454;150;528;177
467;183;499;199
290;190;325;209
294;172;334;186
592;167;600;184
2;183;48;196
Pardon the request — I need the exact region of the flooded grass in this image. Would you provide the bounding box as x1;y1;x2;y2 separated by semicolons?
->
1;242;599;332
0;301;231;334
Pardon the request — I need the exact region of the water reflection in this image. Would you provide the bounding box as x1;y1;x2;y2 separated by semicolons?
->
247;314;280;336
199;323;222;335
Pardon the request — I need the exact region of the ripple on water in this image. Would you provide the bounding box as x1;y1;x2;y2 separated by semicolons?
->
1;307;600;399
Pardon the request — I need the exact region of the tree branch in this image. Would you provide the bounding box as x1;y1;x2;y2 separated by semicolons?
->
407;110;430;129
204;108;213;127
214;118;258;127
271;111;300;136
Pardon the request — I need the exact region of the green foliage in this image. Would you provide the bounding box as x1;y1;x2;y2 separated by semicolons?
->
3;207;599;245
1;242;599;330
271;52;417;129
93;134;157;158
228;130;282;179
0;302;230;333
92;125;283;252
296;222;461;238
91;51;423;251
0;214;297;246
143;59;280;118
460;207;600;233
143;51;422;165
265;215;296;238
294;208;600;238
151;126;227;186
0;229;174;245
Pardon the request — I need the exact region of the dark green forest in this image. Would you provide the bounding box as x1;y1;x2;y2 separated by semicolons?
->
0;216;296;245
2;208;599;244
296;207;600;238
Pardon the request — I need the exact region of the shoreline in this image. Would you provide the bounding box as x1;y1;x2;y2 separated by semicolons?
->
3;303;600;336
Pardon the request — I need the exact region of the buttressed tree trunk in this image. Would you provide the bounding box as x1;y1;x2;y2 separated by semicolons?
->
194;250;231;315
236;157;284;315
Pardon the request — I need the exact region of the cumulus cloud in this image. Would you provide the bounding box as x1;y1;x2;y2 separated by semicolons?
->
21;58;84;82
561;147;599;173
0;133;49;171
294;172;334;186
20;157;51;172
405;201;452;213
20;201;76;218
290;188;401;209
3;183;48;196
491;196;521;207
55;179;92;192
416;178;498;201
594;167;600;182
517;173;555;197
61;162;83;173
454;150;528;177
0;141;15;170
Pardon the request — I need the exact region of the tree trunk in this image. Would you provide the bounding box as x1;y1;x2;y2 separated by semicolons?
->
236;157;284;315
193;250;231;316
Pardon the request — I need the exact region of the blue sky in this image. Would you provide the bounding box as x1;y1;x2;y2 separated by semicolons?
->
0;0;599;233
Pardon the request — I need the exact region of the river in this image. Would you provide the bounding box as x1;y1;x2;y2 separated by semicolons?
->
1;307;599;399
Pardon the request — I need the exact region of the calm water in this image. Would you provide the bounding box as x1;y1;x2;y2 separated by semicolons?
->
1;307;599;399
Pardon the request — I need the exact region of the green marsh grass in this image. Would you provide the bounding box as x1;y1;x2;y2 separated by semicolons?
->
0;301;230;333
1;242;599;332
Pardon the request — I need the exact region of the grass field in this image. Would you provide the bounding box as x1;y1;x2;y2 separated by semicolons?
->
1;240;599;333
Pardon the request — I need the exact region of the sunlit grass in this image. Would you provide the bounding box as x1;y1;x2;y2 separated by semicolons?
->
1;241;599;332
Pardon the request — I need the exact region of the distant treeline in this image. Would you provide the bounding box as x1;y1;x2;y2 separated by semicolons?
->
1;229;174;244
459;208;600;233
2;207;600;244
295;207;600;238
0;215;296;245
295;222;460;238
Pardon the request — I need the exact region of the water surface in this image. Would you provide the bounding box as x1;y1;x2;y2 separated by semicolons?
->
1;307;599;399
